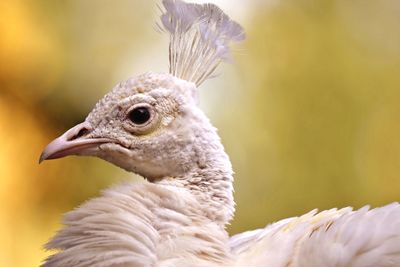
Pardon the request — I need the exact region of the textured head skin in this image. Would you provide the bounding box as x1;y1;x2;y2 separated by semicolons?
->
41;72;225;181
85;72;199;179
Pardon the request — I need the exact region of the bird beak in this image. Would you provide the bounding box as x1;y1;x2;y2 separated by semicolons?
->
39;122;111;163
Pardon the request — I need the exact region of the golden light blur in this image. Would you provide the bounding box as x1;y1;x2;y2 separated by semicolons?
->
1;0;400;266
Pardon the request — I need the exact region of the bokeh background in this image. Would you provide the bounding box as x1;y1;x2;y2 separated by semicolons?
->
1;0;400;266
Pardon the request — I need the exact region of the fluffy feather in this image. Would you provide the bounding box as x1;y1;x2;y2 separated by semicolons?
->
159;0;245;86
230;203;400;267
43;182;233;267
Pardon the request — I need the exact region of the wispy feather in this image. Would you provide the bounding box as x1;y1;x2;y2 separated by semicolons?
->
159;0;245;86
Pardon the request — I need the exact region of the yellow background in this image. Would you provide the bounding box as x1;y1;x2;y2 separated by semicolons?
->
1;0;400;266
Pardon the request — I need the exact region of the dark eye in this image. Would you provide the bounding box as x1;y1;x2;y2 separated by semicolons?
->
128;107;151;125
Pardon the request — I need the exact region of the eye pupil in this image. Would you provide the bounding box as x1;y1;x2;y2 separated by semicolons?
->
128;107;151;125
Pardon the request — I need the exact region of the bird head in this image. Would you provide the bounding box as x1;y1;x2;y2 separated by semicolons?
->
40;72;208;180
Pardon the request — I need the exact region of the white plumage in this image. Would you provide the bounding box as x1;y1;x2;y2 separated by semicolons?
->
159;0;245;85
39;1;400;266
231;204;400;267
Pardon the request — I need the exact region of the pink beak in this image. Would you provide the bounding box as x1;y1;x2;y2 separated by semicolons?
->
39;122;112;163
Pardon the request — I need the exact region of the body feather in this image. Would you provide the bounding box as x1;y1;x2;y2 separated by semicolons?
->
43;182;232;267
230;203;400;267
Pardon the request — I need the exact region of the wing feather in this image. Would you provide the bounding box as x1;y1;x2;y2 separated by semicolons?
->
231;203;400;267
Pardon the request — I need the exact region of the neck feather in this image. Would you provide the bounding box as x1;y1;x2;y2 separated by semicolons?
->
156;108;235;226
157;149;234;226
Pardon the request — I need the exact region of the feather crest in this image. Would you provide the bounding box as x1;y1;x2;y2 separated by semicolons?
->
159;0;245;86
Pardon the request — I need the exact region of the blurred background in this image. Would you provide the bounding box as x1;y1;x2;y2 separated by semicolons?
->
1;0;400;265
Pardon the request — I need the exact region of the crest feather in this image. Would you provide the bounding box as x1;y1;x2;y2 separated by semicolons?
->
159;0;245;86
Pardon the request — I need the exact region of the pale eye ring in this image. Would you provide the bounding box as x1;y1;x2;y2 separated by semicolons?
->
124;103;158;135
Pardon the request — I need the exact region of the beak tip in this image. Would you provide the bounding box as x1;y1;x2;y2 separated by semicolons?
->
39;152;47;164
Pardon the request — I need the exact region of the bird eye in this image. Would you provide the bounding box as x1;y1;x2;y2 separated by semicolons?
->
128;106;151;125
124;103;159;135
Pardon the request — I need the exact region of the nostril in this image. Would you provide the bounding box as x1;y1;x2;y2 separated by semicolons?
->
68;127;90;141
76;127;89;138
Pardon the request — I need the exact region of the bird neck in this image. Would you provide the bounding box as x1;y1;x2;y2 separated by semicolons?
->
156;117;235;227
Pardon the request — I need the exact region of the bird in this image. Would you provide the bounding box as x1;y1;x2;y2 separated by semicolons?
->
39;0;400;266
